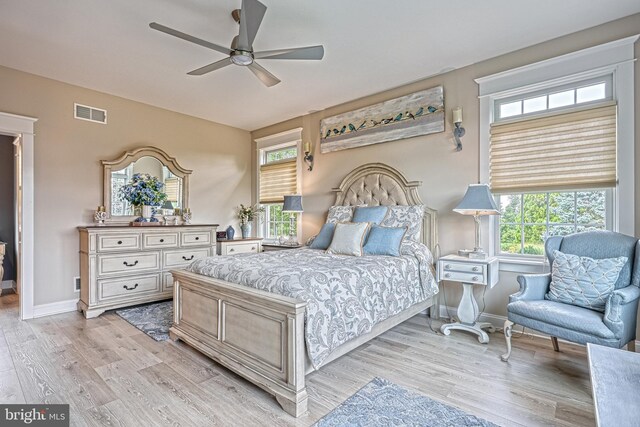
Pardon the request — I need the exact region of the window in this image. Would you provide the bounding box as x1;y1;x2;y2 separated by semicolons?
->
476;36;636;268
256;128;302;241
498;190;610;256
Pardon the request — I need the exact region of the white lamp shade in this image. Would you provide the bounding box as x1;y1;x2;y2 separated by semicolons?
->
282;195;303;212
453;184;499;216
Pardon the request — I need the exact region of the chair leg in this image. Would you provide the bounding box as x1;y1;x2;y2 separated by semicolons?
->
551;336;560;352
500;320;514;362
628;340;636;352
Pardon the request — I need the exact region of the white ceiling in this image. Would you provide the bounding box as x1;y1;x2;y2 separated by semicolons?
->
1;1;639;131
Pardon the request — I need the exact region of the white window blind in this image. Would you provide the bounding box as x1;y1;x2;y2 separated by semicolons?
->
489;103;617;193
259;159;297;203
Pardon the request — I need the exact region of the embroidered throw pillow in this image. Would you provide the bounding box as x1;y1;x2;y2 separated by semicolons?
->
326;206;356;224
545;250;627;312
309;223;336;250
363;225;407;256
380;205;424;241
326;222;370;256
352;206;389;225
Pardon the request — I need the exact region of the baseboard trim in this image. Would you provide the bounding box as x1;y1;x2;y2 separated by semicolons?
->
438;305;640;350
1;280;16;290
32;298;79;318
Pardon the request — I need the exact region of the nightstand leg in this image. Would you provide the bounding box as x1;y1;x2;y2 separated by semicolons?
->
440;282;494;344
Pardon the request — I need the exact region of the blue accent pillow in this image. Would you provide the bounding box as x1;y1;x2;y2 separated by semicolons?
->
363;225;407;256
352;206;388;225
309;223;336;250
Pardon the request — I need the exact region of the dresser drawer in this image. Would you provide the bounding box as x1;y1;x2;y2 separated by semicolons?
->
98;234;141;252
223;242;260;255
162;272;174;292
98;252;160;276
441;261;484;274
98;274;161;300
440;270;486;285
144;233;179;249
181;231;211;247
164;248;210;268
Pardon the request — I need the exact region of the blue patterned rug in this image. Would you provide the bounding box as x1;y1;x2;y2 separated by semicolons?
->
115;301;173;341
314;377;498;427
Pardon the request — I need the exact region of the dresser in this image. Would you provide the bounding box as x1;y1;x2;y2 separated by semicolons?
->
78;224;218;318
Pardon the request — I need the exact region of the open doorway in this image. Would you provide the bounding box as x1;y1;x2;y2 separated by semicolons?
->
0;135;17;298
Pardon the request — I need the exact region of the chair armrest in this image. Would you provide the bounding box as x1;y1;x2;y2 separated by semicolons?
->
509;274;551;303
604;286;640;339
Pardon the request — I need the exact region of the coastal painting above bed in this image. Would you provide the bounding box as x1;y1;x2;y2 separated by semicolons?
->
320;85;444;153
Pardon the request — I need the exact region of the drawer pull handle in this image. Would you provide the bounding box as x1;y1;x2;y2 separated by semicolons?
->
251;247;256;250
229;248;235;252
160;239;165;243
123;260;139;267
472;266;479;272
444;264;451;270
123;283;139;291
444;273;451;278
195;237;200;241
472;276;479;281
182;255;195;261
117;240;123;245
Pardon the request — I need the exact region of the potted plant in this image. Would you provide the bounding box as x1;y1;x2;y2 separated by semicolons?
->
237;204;265;238
119;173;167;222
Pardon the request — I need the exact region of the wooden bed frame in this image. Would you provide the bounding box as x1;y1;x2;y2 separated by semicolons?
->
169;163;439;417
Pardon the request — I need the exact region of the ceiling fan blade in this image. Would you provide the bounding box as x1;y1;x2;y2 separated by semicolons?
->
254;45;325;60
247;62;280;87
188;58;233;75
237;0;267;51
149;22;231;55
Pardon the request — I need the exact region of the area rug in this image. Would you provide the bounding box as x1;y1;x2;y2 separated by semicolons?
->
115;301;173;341
313;377;498;427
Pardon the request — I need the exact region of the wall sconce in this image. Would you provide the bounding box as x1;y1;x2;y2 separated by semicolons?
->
452;107;465;151
303;140;314;171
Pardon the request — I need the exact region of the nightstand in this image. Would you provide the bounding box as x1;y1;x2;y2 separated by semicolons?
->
262;243;304;252
216;238;262;256
437;254;499;343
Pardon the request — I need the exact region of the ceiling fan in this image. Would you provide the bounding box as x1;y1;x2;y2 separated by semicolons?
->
149;0;324;87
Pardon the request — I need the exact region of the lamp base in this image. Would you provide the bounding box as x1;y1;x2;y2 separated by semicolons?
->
457;249;488;259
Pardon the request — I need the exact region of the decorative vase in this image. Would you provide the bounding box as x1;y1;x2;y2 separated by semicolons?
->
226;225;235;240
241;223;252;239
94;209;107;226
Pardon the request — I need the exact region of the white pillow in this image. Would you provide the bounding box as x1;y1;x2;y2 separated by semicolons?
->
326;204;367;224
380;205;425;241
326;222;370;256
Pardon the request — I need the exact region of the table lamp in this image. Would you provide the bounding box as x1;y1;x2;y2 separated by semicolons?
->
453;184;499;259
282;195;303;246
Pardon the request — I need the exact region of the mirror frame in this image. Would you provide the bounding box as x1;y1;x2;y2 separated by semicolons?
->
102;146;192;223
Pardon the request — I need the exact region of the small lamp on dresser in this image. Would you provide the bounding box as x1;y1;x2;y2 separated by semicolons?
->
282;195;303;246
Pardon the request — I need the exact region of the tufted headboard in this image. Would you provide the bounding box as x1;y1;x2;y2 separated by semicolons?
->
332;163;438;255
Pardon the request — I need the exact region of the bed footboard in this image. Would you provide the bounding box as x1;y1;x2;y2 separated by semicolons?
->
170;269;308;417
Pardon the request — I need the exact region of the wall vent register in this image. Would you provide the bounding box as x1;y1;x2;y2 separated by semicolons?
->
74;103;107;124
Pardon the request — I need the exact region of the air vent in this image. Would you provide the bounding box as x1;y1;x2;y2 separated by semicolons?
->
74;276;81;292
74;103;107;124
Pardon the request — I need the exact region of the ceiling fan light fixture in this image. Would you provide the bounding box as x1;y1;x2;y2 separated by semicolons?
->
230;51;254;66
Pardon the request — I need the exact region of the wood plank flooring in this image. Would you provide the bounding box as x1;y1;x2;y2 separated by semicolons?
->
0;294;594;426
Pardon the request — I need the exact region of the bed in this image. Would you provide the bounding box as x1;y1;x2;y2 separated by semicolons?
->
169;163;439;417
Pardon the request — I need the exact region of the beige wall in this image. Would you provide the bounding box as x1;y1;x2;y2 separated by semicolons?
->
0;65;252;306
252;15;640;327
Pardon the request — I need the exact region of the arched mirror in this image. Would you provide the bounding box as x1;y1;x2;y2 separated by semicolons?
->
102;147;191;223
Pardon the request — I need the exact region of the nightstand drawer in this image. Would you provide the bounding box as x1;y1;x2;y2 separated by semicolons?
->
224;242;259;255
440;270;486;285
441;261;484;274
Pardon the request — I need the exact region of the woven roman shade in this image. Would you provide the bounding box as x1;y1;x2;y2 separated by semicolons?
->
259;160;297;203
164;177;180;203
489;103;617;193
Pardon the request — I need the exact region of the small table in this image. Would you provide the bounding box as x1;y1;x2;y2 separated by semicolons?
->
262;243;304;252
437;254;499;343
588;343;640;427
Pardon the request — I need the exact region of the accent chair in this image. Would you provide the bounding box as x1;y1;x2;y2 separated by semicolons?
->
501;231;640;362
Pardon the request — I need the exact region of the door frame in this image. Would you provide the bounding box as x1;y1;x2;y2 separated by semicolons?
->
0;111;36;320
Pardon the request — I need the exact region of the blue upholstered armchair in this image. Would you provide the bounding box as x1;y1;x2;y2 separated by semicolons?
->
501;231;640;362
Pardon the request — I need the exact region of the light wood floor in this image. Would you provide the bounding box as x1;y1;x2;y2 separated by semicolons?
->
0;294;594;427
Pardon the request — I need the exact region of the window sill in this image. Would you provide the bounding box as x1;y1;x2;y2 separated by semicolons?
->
497;256;549;274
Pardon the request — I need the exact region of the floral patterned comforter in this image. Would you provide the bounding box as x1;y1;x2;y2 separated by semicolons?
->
186;241;438;368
